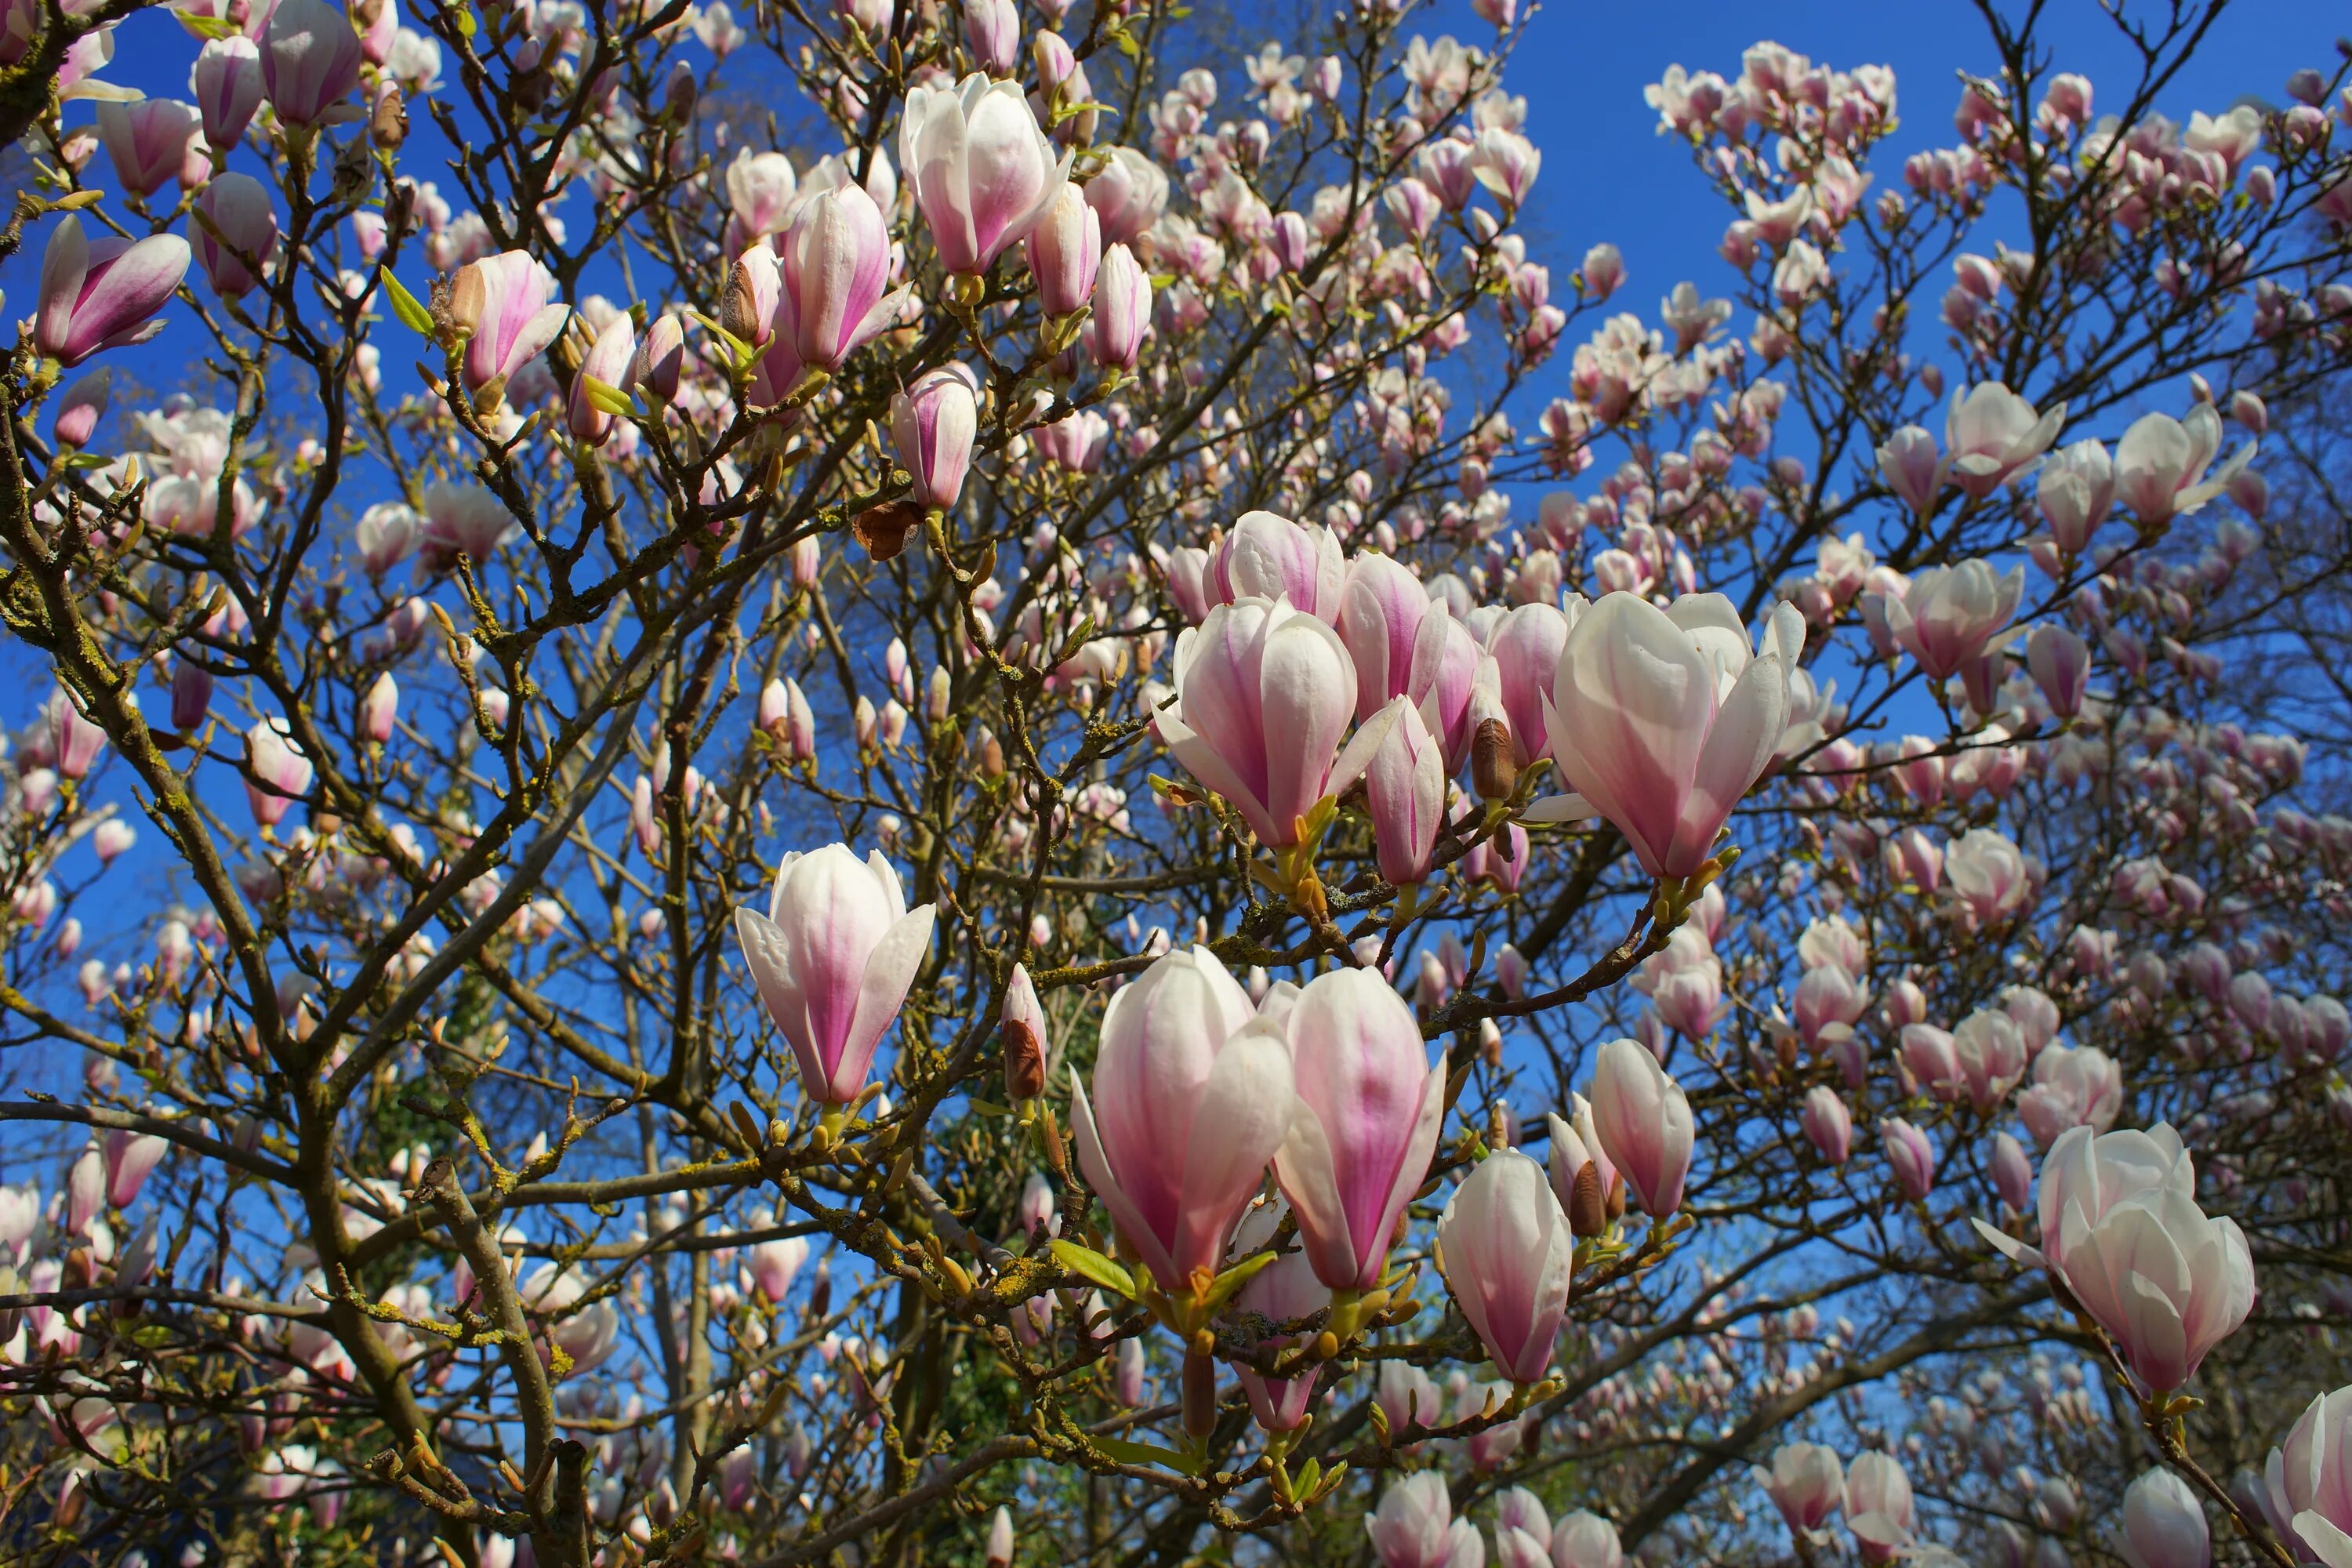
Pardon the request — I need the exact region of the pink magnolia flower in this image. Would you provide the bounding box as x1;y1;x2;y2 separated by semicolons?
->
732;844;937;1105
891;364;979;508
1025;181;1101;316
1800;1087;1852;1164
1980;1123;2253;1392
1228;1242;1325;1430
260;0;365;128
1846;1451;1916;1562
1757;1442;1846;1537
97;99;201;198
900;72;1071;275
449;249;569;403
1363;696;1445;888
2027;624;2091;718
1551;1511;1623;1568
2265;1386;2352;1568
1153;596;1396;847
724;149;797;245
1483;601;1571;766
1336;553;1431;720
1879;558;2023;680
1269;967;1444;1290
1436;1149;1572;1381
2016;1043;2122;1148
102;1131;167;1207
746;1231;809;1302
1944;826;2029;923
1588;1036;1693;1214
192;35;267;151
1069;947;1293;1289
51;367;109;448
565;310;637;446
191;172;278;300
1943;382;2064;498
244;716;314;826
1530;593;1802;880
2037;438;2114;554
2120;1469;2209;1568
1084;146;1170;246
1880;1117;1936;1200
1370;1474;1454;1568
361;672;398;742
48;689;107;779
772;180;909;373
2114;406;2256;528
34;216;191;368
1087;241;1151;371
1212;510;1346;623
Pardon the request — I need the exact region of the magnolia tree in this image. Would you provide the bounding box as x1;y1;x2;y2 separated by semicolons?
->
2;0;2352;1562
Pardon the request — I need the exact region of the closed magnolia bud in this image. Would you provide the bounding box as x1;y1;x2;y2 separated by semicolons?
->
1566;1158;1606;1236
1181;1350;1218;1441
362;672;398;742
371;78;406;149
172;657;214;731
986;1505;1015;1567
1002;1018;1044;1101
1472;716;1518;800
720;260;764;343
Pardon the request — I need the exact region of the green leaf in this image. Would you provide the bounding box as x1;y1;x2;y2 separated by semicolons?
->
1049;1239;1136;1300
379;270;434;335
1198;1247;1277;1313
1295;1458;1322;1497
964;1097;1012;1118
578;373;635;417
1094;1436;1202;1475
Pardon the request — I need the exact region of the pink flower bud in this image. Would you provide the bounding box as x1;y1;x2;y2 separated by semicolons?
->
1757;1442;1846;1536
985;1505;1015;1567
1435;1149;1571;1381
51;367;110;449
1991;1131;2032;1212
774;180;908;373
628;311;687;405
35;216;191;369
102;1130;168;1207
192;36;267;152
91;820;135;864
1370;1474;1452;1568
1025;181;1100;317
734;844;936;1104
244;716;314;825
964;0;1018;74
1363;697;1443;889
1879;1117;1936;1200
891;364;980;508
67;1148;105;1234
362;672;398;742
1800;1087;1852;1164
192;172;278;300
48;689;107;780
1588;1036;1693;1214
2027;623;2091;718
1087;241;1151;371
1269;967;1442;1289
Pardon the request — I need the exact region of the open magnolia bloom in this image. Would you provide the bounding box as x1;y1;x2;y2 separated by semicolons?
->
1976;1124;2254;1392
1153;595;1399;848
1524;593;1804;880
733;844;937;1105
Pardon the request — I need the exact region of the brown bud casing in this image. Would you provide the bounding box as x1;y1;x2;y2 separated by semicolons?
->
1002;1018;1046;1102
1472;717;1519;800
